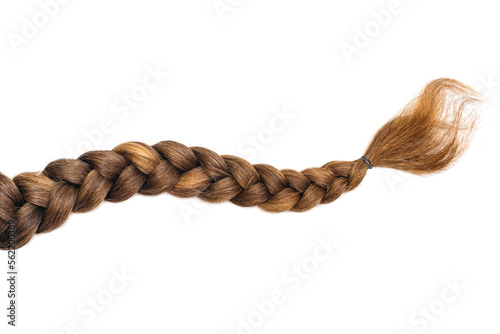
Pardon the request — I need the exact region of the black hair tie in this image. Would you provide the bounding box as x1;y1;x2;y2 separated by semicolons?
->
360;156;373;169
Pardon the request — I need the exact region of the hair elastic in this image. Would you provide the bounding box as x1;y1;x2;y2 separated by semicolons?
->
360;156;373;169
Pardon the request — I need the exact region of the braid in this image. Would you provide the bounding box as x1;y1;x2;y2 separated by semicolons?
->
0;78;483;249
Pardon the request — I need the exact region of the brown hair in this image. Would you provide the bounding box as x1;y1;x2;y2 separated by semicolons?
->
0;78;482;250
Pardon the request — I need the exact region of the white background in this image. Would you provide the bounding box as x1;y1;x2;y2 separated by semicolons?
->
1;1;499;333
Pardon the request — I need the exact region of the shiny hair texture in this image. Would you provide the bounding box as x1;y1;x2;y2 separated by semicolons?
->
0;79;482;249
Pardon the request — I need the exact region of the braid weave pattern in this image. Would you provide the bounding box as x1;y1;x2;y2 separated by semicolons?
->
0;141;369;249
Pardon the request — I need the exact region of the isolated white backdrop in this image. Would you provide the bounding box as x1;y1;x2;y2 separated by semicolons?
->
1;0;499;333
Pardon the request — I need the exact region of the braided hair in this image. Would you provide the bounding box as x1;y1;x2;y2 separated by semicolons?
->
0;79;482;249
